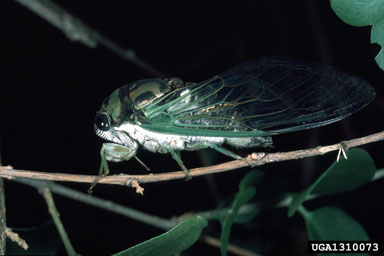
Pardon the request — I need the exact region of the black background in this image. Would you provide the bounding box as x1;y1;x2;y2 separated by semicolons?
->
2;0;384;255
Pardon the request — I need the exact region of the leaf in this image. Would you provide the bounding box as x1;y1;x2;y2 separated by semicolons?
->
300;206;370;240
330;0;384;27
300;206;369;256
312;148;375;194
288;148;375;217
330;0;384;70
233;170;262;224
217;170;261;256
113;216;208;256
371;20;384;70
206;170;261;223
288;185;316;218
220;187;256;256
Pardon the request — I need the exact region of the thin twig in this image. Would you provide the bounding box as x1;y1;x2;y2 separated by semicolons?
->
14;0;165;77
0;139;6;255
40;184;77;256
0;179;6;255
4;228;28;251
0;131;383;186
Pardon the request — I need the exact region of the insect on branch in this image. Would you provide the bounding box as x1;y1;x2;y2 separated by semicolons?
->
0;130;383;189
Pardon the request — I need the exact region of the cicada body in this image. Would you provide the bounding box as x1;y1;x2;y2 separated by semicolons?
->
94;57;375;177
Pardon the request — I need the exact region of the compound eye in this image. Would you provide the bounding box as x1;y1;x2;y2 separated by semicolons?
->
95;113;111;131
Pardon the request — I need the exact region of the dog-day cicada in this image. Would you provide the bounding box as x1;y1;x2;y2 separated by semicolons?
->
94;57;375;180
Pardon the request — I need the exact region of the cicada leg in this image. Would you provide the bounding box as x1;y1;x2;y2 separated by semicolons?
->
88;146;110;193
88;143;142;193
168;147;192;181
203;142;254;166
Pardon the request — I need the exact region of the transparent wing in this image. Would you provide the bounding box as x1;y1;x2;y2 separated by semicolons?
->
139;57;375;137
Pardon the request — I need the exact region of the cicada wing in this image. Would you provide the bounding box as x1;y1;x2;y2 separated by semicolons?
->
142;57;375;137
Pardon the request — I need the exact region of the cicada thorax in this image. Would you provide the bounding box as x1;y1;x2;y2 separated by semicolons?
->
126;77;187;116
100;78;188;126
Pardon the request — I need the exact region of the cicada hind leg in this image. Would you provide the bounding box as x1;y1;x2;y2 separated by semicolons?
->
206;136;273;167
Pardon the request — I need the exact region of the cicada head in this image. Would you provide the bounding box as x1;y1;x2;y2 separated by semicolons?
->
94;83;135;147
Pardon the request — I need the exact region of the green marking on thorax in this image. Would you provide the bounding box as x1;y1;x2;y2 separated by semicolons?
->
105;89;123;122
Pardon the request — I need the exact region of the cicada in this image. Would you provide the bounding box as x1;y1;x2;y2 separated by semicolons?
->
94;57;375;179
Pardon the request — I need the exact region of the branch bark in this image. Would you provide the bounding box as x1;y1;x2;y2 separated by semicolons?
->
0;131;383;187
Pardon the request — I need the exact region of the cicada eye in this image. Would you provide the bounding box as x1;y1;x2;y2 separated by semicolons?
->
95;113;111;131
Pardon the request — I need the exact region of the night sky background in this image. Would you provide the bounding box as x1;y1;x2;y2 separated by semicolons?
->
2;0;384;255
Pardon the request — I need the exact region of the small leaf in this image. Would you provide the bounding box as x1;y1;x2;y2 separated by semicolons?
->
312;148;375;194
288;185;316;218
113;216;208;256
300;206;369;256
330;0;384;27
220;187;256;256
233;207;260;224
288;148;375;217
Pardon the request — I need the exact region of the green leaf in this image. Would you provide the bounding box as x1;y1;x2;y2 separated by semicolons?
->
300;206;370;240
202;170;260;223
218;170;261;256
300;206;369;256
371;20;384;70
288;185;316;218
312;148;375;194
288;148;375;217
113;216;208;256
330;0;384;27
220;187;256;256
330;0;384;70
232;206;260;224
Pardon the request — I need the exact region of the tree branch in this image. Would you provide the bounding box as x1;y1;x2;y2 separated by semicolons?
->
40;184;77;256
14;0;165;77
0;131;383;187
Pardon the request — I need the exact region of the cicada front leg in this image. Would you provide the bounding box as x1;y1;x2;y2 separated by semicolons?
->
88;143;146;193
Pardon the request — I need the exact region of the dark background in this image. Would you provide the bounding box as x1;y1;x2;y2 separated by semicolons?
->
2;0;384;255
